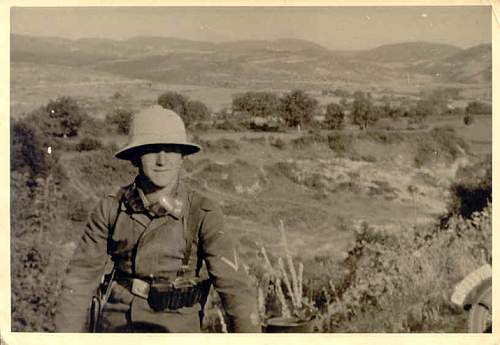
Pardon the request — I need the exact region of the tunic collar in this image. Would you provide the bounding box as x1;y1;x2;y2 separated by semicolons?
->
122;177;188;220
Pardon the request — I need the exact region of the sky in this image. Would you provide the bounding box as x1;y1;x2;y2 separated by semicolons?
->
10;6;492;50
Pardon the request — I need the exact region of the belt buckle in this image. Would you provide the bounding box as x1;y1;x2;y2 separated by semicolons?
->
131;278;150;299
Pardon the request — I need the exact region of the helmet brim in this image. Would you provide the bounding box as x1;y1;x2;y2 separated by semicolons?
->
115;142;201;161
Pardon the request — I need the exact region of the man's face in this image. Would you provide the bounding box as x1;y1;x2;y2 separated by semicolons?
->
138;145;183;189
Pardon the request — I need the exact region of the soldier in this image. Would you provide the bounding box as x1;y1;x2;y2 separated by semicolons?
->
55;105;261;333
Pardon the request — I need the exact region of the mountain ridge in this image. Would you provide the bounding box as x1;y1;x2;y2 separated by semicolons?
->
11;34;492;86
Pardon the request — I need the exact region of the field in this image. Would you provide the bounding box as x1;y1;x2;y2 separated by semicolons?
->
10;59;492;333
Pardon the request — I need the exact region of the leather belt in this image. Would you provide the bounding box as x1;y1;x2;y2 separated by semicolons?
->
114;275;211;311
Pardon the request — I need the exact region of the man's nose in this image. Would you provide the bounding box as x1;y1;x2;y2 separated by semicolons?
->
156;151;166;166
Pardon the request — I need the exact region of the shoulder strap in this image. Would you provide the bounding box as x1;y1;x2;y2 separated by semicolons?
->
177;191;204;277
108;187;126;231
101;188;126;275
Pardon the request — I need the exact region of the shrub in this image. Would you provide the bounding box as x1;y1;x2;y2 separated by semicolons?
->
327;133;355;155
197;138;240;154
463;114;474;126
157;91;188;116
465;101;491;115
351;91;376;130
447;155;491;219
26;96;87;138
318;203;491;332
158;91;210;129
279;90;318;128
360;130;405;145
413;127;469;168
76;137;103;152
106;108;134;134
324;103;345;130
269;136;286;150
11;119;56;179
232;91;280;118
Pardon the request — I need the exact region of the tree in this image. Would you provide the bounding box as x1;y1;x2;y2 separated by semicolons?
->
463;114;474;126
324;103;345;130
185;100;210;128
106;108;134;134
157;91;188;116
466;101;491;115
11;119;53;178
157;91;210;129
413;99;435;123
351;91;375;130
279;90;318;128
232;91;279;118
26;96;86;138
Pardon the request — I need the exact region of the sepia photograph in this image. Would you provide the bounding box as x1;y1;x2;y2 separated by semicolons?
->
7;3;493;338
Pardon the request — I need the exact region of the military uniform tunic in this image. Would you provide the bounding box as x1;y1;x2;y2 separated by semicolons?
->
55;181;260;332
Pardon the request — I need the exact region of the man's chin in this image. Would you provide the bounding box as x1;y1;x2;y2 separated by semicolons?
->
149;177;178;189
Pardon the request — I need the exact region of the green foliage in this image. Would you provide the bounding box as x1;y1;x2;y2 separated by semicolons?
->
232;91;280;118
106;108;134;134
465;101;491;115
413;99;435;121
413;126;469;168
27;96;87;138
359;130;405;145
76;137;103;152
268;136;286;150
11;174;74;331
318;204;491;332
327;132;355;155
79;116;106;138
11;119;57;179
463;114;474;126
448;155;491;219
157;91;188;115
157;91;210;129
324;103;345;130
185;100;210;125
351;91;376;130
279;90;318;128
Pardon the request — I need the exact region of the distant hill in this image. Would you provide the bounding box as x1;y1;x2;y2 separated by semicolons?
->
10;34;491;87
409;43;491;83
356;41;462;63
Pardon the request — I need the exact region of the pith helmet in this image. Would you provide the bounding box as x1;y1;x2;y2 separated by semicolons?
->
115;105;201;160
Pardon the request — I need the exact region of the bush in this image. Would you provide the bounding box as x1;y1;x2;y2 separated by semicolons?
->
76;137;103;152
198;138;240;153
318;203;491;332
157;91;188;116
80;116;106;138
279;90;318;128
413;126;469;168
327;133;355;155
463;114;474;126
232;91;280;118
185;100;210;127
26;96;87;138
268;136;286;150
351;91;377;130
324;103;345;130
465;101;491;115
11;119;56;179
158;91;210;129
360;130;405;145
105;108;134;134
447;155;491;219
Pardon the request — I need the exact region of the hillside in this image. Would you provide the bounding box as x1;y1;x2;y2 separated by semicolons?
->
11;116;492;332
10;34;492;87
409;44;492;83
355;41;461;63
